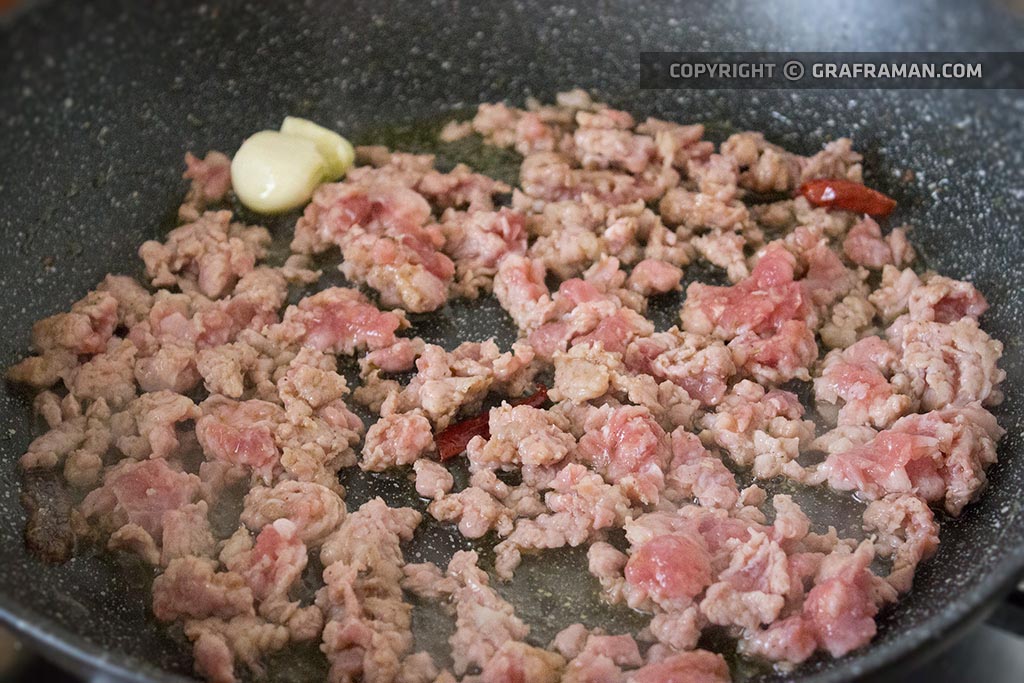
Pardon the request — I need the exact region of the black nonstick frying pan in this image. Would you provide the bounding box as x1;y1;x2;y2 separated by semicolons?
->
1;0;1023;681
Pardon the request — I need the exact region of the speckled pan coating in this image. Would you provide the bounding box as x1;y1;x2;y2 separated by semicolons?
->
0;1;1023;682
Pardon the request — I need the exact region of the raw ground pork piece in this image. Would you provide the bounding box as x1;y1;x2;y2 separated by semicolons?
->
291;150;510;312
426;468;545;540
820;402;1004;515
494;462;632;579
527;196;691;280
151;556;254;624
125;264;310;395
664;430;740;510
223;519;324;639
271;287;407;355
20;396;113;488
624;327;736;407
842;216;914;269
7;288;119;389
869;265;988;325
548;342;700;431
814;336;916;429
195;353;364;487
291;181;453;312
240;480;346;545
576;404;673;505
680;244;821;384
355;339;537;429
179;151;232;222
493;253;554;332
79;458;204;557
439;207;528;297
700;380;815;480
453;89;600;154
466;403;576;469
517;150;680;208
185;616;288;683
518;257;654;360
819;292;878;350
316;498;422;683
589;496;882;666
154;539;309;683
721;132;862;194
412;459;454;500
140;210;270;299
863;494;940;593
739;540;897;664
893;318;1005;410
552;624;643;683
428;550;548;678
360;412;435;471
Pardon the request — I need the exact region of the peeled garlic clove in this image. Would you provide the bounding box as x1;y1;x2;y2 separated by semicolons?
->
230;130;326;214
280;116;355;180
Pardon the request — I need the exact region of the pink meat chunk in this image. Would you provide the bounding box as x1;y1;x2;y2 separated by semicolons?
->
627;650;730;683
361;412;434;471
196;399;284;481
728;319;818;384
624;533;713;609
624;329;736;406
86;458;202;542
152;555;254;623
179;151;232;222
139;210;269;299
291;181;453;312
802;544;887;658
895;319;1005;411
843;216;914;269
577;405;672;504
681;245;811;340
823;403;1003;514
626;259;684;296
241;480;346;546
665;429;739;510
814;336;914;428
493;254;553;331
518;151;679;207
441;208;528;297
276;287;404;355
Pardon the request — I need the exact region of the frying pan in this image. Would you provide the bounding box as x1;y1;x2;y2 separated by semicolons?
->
1;0;1023;681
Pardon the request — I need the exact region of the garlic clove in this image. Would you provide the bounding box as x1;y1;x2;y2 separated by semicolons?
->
280;116;355;181
230;130;326;214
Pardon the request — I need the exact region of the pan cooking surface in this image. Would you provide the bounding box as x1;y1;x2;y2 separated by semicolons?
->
0;1;1023;682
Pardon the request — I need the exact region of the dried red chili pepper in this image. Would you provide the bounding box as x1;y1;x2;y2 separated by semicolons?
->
798;178;897;217
435;384;548;461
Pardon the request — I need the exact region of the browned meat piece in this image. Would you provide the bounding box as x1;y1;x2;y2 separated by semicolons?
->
21;471;76;564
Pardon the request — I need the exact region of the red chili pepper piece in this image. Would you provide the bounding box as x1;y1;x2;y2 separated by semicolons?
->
435;384;548;461
798;178;897;217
